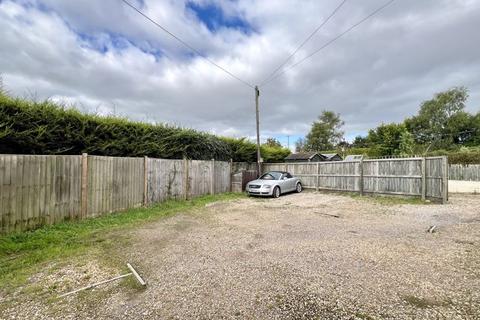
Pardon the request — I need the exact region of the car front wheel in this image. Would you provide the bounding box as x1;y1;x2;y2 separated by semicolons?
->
273;186;281;198
296;182;302;193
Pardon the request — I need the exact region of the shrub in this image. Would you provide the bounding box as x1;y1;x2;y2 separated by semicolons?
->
0;94;257;161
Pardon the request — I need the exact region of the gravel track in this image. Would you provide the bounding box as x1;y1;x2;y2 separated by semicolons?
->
1;192;479;319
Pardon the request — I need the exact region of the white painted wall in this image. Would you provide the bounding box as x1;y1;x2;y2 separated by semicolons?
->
449;180;480;194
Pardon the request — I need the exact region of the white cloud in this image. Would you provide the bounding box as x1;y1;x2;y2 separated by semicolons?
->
1;0;479;144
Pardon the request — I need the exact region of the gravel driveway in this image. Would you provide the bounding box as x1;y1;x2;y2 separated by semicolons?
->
2;192;480;319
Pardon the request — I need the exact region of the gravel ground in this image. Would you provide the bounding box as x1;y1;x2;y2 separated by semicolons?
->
1;192;479;319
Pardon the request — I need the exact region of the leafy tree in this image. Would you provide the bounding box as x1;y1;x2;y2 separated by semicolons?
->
221;137;256;162
470;112;480;145
260;145;291;163
398;130;415;156
351;135;369;148
405;87;469;150
305;111;344;151
264;137;283;148
367;123;409;156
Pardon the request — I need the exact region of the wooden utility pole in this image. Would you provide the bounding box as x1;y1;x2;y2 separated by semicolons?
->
255;86;261;177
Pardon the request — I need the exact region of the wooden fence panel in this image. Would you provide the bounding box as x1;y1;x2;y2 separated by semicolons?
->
189;160;213;197
262;163;285;173
262;157;446;200
214;161;230;194
425;157;444;200
287;163;317;188
87;156;143;217
449;164;480;181
0;154;450;234
363;159;422;196
232;162;257;173
0;155;82;233
317;161;360;192
147;158;185;203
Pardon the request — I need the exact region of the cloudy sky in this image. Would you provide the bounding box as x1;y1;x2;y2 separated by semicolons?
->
1;0;479;147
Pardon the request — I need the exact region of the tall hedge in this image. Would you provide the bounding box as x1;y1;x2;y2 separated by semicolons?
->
427;148;480;165
0;94;253;161
0;94;291;162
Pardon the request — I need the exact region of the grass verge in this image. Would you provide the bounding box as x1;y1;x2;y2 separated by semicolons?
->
0;193;244;290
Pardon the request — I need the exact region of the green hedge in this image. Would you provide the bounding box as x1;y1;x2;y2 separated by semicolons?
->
0;94;290;163
427;148;480;165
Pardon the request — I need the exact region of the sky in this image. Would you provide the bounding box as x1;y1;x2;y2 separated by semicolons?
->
1;0;480;149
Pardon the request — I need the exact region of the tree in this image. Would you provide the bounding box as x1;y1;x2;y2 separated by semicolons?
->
470;112;480;145
305;111;344;151
264;137;282;148
405;87;469;150
367;123;409;156
261;145;291;163
351;135;368;148
398;130;415;156
295;138;306;152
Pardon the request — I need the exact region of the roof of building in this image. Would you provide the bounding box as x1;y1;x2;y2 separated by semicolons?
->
284;152;325;160
344;155;364;161
322;153;339;159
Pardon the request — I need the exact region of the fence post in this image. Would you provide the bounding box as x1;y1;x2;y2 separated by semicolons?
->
359;158;364;196
316;162;319;191
229;159;233;192
211;158;215;195
421;158;426;201
442;156;448;204
81;153;88;218
184;157;189;200
143;156;148;206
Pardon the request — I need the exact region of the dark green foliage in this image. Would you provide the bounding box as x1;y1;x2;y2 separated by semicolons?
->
404;87;474;148
305;110;344;151
366;123;409;157
221;137;256;162
351;136;369;148
260;145;291;163
0;94;258;161
427;148;480;165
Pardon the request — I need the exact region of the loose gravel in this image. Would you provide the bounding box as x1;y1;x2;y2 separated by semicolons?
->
1;192;479;319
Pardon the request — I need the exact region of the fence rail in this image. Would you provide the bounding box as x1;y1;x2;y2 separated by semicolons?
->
262;157;448;202
0;154;232;234
449;164;480;181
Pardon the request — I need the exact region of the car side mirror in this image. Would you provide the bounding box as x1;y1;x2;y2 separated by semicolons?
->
283;176;288;180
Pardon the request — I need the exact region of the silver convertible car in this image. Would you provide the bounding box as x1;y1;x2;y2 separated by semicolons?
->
246;171;302;198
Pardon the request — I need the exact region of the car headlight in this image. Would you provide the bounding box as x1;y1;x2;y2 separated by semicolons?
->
263;185;271;188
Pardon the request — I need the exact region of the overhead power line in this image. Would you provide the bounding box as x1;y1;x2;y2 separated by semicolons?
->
259;0;348;86
120;0;255;89
261;0;396;88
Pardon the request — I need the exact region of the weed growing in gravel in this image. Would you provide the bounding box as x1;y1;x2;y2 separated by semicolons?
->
403;295;449;309
0;193;244;290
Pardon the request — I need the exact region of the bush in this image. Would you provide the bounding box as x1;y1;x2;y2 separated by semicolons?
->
0;94;258;161
427;148;480;164
261;145;291;163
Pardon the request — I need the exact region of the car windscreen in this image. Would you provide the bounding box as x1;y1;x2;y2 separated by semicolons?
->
259;172;282;180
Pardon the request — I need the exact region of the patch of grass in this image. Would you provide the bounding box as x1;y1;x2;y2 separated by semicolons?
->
348;193;431;205
403;295;449;309
355;312;376;320
0;193;244;290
